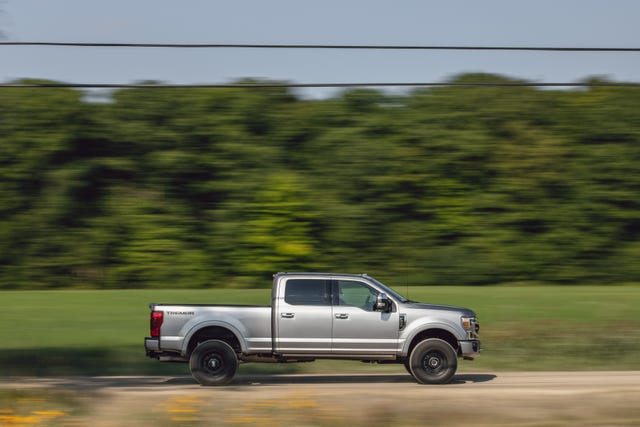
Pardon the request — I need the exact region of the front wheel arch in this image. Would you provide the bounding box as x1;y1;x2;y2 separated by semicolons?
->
406;328;459;357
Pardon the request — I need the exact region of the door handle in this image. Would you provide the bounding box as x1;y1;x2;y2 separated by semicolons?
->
335;313;349;319
281;313;295;319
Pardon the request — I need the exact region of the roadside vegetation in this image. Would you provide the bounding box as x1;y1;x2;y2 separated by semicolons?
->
1;286;639;376
0;390;86;426
2;75;640;289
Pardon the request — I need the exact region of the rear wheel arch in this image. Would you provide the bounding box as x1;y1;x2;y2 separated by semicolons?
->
186;325;243;357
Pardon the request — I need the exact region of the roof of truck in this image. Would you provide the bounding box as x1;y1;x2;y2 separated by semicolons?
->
274;272;371;279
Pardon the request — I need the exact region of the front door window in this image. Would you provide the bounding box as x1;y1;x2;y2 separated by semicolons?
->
337;280;378;311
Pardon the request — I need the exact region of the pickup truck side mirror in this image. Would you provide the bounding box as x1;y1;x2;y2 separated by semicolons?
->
375;293;392;312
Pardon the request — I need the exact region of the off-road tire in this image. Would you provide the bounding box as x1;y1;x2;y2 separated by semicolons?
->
189;339;238;386
408;338;457;384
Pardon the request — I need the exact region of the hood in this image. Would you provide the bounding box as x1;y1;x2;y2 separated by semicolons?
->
405;301;476;317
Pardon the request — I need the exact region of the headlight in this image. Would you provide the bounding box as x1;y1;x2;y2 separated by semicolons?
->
461;316;476;331
461;316;480;338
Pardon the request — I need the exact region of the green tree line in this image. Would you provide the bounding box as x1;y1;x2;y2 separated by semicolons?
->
1;74;639;289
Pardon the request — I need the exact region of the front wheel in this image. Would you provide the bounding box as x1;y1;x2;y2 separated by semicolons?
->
408;338;457;384
403;359;412;375
189;339;238;386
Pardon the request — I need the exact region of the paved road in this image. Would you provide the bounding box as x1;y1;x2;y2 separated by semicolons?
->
3;371;640;426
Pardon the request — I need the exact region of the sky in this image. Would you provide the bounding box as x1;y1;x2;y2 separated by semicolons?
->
2;0;640;98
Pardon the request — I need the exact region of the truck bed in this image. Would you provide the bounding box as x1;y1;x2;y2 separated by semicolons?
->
152;304;272;355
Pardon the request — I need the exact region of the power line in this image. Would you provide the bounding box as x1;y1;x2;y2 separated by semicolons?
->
2;41;640;52
2;81;639;89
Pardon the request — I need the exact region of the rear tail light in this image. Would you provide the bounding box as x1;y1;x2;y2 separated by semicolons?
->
150;311;163;337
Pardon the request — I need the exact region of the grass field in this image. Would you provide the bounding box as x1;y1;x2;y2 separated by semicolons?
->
1;286;639;376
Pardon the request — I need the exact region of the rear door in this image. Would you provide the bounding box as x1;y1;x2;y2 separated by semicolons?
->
274;277;333;354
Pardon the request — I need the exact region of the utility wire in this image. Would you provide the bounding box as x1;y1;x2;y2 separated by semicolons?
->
2;42;640;52
2;82;639;89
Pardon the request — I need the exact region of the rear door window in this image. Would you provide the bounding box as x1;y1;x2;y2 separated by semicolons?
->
284;279;331;305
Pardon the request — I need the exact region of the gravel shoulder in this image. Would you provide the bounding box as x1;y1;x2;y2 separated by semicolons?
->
2;371;640;426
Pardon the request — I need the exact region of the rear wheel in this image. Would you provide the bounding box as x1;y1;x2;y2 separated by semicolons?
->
408;338;457;384
189;339;238;386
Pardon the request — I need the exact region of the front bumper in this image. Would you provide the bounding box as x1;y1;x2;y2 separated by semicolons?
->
459;339;481;359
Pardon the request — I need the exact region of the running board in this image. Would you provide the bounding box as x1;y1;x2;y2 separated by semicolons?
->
277;353;397;360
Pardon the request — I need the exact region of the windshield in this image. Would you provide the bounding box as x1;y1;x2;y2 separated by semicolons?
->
368;277;409;303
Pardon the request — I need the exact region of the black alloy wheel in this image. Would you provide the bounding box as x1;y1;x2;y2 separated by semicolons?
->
408;338;457;384
189;339;238;386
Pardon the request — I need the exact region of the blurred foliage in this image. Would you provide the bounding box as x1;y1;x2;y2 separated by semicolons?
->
1;74;639;288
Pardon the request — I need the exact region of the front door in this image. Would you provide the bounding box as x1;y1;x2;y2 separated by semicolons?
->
331;279;399;355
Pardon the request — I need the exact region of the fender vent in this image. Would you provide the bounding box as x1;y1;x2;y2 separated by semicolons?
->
399;313;407;330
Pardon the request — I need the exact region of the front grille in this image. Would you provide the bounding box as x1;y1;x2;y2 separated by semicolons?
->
470;319;480;339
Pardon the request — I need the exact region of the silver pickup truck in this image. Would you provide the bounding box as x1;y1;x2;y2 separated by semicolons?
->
145;272;481;385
